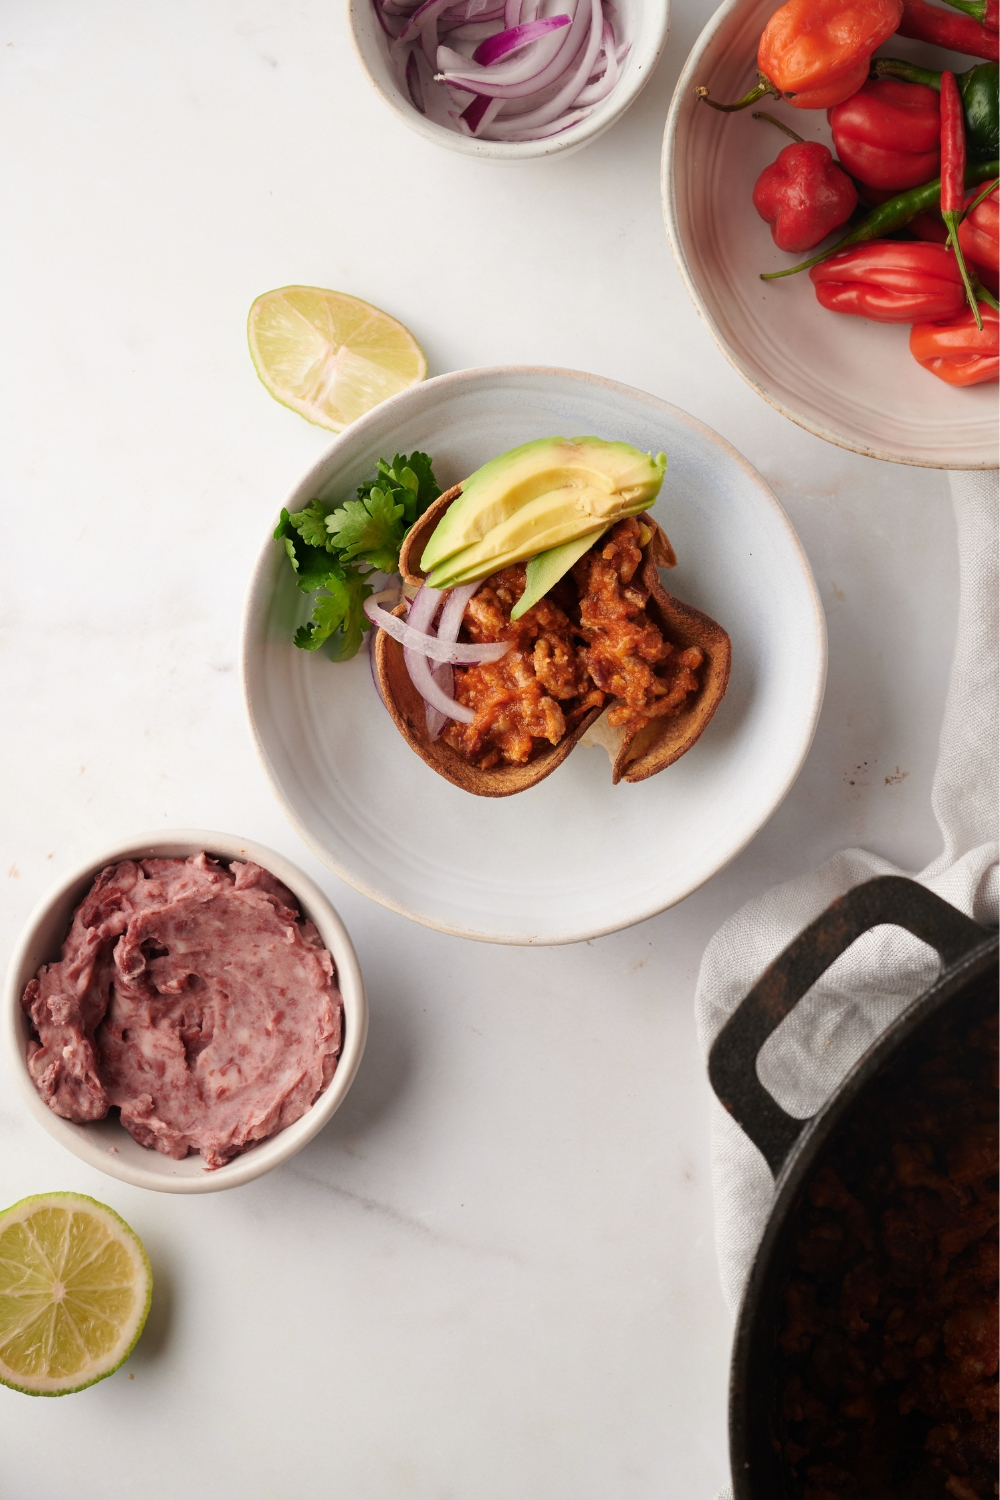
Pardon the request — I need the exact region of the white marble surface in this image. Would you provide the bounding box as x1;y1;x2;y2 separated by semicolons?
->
0;3;959;1496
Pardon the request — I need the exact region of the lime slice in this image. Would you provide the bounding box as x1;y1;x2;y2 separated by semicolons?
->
248;286;427;432
0;1193;152;1396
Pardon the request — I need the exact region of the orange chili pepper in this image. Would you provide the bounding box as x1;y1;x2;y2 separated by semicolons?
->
909;300;999;383
698;0;904;112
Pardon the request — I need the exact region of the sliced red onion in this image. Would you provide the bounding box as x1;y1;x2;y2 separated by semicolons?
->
574;24;622;104
472;15;570;65
405;583;440;635
484;0;601;130
424;662;452;739
425;581;484;735
399;588;461;732
437;581;481;638
373;0;396;37
454;0;501;16
395;0;453;48
396;0;625;143
459;93;502;134
406;647;474;726
442;18;506;39
435;2;584;98
363;595;509;664
405;50;426;111
460;91;493;133
489;103;592;139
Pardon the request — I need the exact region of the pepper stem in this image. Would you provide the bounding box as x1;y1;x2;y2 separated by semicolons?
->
943;209;984;329
695;75;776;112
751;111;805;143
935;0;988;20
869;56;941;89
964;176;999;216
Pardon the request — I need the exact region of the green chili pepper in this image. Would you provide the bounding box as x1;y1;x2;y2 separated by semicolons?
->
761;159;999;279
871;58;999;163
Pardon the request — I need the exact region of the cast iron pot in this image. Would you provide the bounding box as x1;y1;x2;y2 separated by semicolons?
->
708;874;998;1499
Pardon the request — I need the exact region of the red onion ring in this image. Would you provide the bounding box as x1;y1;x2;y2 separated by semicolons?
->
484;0;601;130
459;92;502;134
435;0;586;95
395;0;622;142
472;15;570;65
363;594;509;664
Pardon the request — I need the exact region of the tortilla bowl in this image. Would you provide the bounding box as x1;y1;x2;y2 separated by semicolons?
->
378;491;732;797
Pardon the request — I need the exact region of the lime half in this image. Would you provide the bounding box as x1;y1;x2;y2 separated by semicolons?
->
248;286;427;431
0;1193;152;1396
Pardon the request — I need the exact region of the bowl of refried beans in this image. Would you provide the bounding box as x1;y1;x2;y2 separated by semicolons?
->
2;830;367;1194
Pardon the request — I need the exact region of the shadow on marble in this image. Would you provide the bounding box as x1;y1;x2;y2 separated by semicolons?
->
128;1254;174;1368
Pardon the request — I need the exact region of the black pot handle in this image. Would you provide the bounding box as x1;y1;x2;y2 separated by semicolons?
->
707;875;987;1178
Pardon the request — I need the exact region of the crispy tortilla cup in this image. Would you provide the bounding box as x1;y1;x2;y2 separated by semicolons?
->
377;486;731;796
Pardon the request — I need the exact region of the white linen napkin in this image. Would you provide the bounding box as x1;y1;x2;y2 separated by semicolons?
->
694;470;999;1500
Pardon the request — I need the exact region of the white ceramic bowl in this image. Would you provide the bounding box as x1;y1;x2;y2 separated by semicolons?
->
242;365;826;944
3;831;368;1194
348;0;669;161
662;0;998;469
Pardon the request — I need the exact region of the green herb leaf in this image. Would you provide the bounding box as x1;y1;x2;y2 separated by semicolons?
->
287;499;336;551
373;451;440;529
292;565;373;659
280;524;344;595
326;486;406;573
277;452;439;662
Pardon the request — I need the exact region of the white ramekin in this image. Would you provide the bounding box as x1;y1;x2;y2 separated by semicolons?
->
3;830;367;1194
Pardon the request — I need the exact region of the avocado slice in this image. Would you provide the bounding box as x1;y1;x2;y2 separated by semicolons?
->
420;436;667;584
509;527;608;621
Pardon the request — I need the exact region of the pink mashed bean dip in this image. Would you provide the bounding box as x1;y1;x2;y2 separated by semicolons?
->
22;854;343;1169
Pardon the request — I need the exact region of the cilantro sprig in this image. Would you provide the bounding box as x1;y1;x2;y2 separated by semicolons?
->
274;453;441;660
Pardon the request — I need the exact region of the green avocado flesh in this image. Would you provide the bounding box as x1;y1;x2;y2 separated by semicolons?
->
509;527;608;621
421;437;667;589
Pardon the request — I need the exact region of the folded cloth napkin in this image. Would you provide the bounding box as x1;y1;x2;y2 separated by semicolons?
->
694;469;998;1500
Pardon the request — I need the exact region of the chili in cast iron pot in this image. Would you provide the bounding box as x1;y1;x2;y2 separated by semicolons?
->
708;875;998;1498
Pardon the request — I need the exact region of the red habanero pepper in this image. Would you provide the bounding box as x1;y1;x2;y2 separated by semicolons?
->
897;0;999;60
753;142;859;251
958;183;999;290
910;300;999;382
940;70;984;325
697;0;903;112
829;80;941;190
809;241;969;319
910;209;951;240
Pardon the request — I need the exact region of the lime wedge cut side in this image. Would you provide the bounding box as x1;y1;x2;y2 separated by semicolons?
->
248;286;427;432
0;1193;152;1396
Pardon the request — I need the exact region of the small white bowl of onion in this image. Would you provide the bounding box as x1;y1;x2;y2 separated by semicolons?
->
349;0;669;160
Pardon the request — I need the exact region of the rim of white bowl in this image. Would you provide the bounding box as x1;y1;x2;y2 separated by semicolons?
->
660;0;999;471
347;0;670;162
240;364;828;943
3;830;368;1194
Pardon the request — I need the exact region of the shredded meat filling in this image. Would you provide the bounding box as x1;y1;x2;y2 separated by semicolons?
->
441;518;704;769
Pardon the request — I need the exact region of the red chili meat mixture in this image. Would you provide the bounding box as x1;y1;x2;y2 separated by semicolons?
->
441;517;704;769
776;989;999;1500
